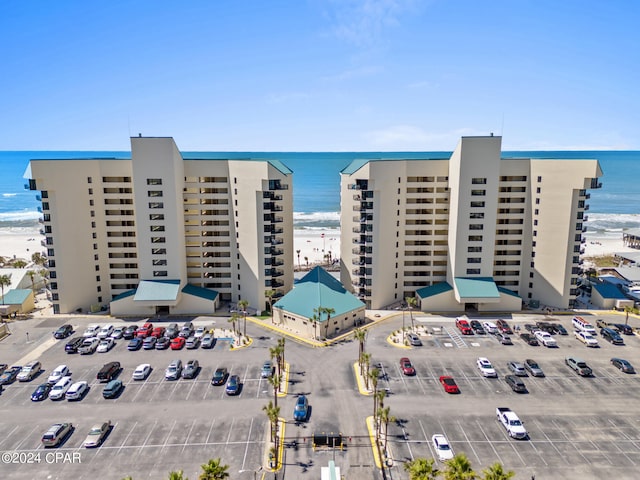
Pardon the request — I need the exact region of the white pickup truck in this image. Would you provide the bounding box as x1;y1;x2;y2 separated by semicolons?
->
496;407;528;439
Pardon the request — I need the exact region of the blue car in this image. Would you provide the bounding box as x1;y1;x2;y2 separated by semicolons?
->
225;375;240;396
127;337;143;351
31;383;52;401
293;395;309;422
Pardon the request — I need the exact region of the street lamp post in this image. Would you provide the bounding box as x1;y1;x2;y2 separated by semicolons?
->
401;303;405;344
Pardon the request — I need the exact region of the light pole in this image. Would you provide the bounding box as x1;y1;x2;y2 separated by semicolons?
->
401;303;405;344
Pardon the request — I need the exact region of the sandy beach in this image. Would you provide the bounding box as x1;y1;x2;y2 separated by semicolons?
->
292;228;341;269
0;227;43;264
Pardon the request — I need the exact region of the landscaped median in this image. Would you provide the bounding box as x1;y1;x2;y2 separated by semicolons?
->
353;362;373;395
366;415;392;470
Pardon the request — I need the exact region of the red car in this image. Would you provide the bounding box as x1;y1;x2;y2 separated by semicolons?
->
455;318;473;335
400;357;416;376
496;320;513;334
170;336;186;350
439;375;460;394
151;327;166;338
136;322;154;338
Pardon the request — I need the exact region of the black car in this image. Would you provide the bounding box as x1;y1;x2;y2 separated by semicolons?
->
519;333;539;346
97;362;121;382
65;337;85;353
612;323;634;335
122;325;139;340
53;324;73;339
505;375;527;393
127;337;143;351
601;327;624;345
211;367;228;386
155;337;171;350
536;322;556;334
469;320;486;334
523;324;538;333
31;383;52;401
0;366;22;385
550;323;568;335
611;357;635;373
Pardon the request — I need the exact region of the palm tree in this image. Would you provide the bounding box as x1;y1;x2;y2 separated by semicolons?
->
361;352;371;387
31;252;47;267
404;458;440;480
27;270;37;292
369;366;379;415
625;305;633;326
0;274;11;305
277;337;285;372
296;249;301;269
353;327;367;365
406;296;418;332
378;406;395;452
264;289;276;323
443;453;476;480
262;400;280;445
168;471;187;480
227;313;239;335
238;299;249;337
481;462;514;480
312;307;322;340
322;306;335;338
304;256;309;268
13;259;27;269
199;458;229;479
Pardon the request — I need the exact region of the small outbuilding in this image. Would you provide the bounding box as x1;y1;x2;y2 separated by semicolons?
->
591;283;635;310
273;266;365;339
0;289;36;317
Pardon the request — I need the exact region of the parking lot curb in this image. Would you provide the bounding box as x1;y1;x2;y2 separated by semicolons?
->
264;417;286;473
385;334;411;349
365;416;383;469
278;362;290;397
353;362;373;396
230;336;253;350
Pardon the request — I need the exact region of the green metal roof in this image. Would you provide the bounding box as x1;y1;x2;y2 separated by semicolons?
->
182;284;219;301
454;277;501;299
0;289;32;305
415;282;453;299
112;289;136;302
497;286;521;298
273;266;364;320
133;280;181;301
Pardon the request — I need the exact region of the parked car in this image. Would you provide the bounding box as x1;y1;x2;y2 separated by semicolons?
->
65;337;84;353
497;333;513;345
127;337;143;351
165;360;183;380
97;362;120;382
293;395;309;421
185;336;200;349
65;381;89;401
225;374;241;395
111;326;125;339
42;423;73;447
596;318;609;329
400;357;416;376
611;323;634;335
482;321;499;334
53;324;73;339
83;421;111;448
78;337;100;355
496;319;513;334
155;337;171;350
523;323;538;333
31;383;52;401
102;379;123;399
132;363;151;380
406;332;422;346
476;357;497;377
575;330;599;347
611;357;635;373
534;330;557;347
96;338;116;353
601;327;624;345
507;361;527;376
439;375;460;394
519;333;539;346
179;322;194;338
211;367;228;386
524;359;545;377
49;376;73;400
194;326;207;338
48;365;70;384
122;325;139;339
170;337;186;350
432;434;454;461
97;324;114;339
165;323;179;339
136;322;154;338
505;375;527;393
82;324;101;338
469;320;486;334
0;366;21;385
142;336;157;350
17;361;42;382
551;323;568;335
182;360;200;379
261;361;274;378
455;318;473;335
201;333;216;349
151;327;166;338
565;356;592;376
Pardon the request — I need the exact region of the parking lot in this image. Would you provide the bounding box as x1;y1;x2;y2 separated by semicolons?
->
1;311;640;479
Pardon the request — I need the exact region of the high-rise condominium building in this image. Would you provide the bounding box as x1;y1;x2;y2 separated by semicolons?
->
340;136;602;311
27;137;293;315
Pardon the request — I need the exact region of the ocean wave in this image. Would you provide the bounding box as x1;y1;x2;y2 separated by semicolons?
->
293;211;340;228
2;193;17;197
0;210;41;222
586;213;640;232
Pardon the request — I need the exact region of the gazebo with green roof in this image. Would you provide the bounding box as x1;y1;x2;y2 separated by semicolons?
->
273;266;365;339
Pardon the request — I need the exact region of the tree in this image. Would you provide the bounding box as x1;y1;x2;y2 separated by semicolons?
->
377;406;395;452
31;252;47;267
27;270;37;292
277;337;285;373
13;259;27;269
625;305;633;326
296;249;301;269
268;372;281;408
353;327;367;365
0;274;11;305
321;306;335;338
443;453;476;480
369;367;379;417
264;289;276;323
406;296;418;332
168;471;187;480
481;462;514;480
312;307;321;340
199;458;229;479
238;299;249;337
404;458;440;480
304;256;309;268
228;313;240;335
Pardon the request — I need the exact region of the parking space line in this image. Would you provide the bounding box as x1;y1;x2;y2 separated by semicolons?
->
184;378;198;401
136;420;158;456
11;424;40;451
226;419;235;445
530;419;567;465
180;419;197;453
475;420;508;466
240;417;254;470
456;420;481;463
607;419;638;465
0;425;20;449
161;420;178;452
205;418;216;445
550;418;591;465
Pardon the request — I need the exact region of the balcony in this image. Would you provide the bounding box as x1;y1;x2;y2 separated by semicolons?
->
352;258;366;266
267;279;285;288
40;239;47;247
270;248;284;256
267;269;285;277
38;217;44;224
266;216;283;224
271;259;284;266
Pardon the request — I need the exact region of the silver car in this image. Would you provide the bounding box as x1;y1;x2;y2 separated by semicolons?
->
524;359;545;377
165;360;182;380
17;361;42;382
507;361;527;377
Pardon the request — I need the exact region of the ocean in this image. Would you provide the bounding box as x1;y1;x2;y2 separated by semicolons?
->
2;150;639;238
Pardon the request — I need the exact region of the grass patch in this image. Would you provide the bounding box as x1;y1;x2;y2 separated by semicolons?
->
584;254;618;268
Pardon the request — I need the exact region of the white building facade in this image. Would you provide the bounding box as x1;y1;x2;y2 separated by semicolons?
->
28;137;294;315
340;136;602;311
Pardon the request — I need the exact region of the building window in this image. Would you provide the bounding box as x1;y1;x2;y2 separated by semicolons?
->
149;202;164;209
471;190;486;196
87;177;92;183
88;188;93;195
147;179;163;185
94;254;99;261
536;187;541;194
92;232;97;239
471;178;487;184
468;235;483;241
469;224;483;230
468;246;482;252
470;201;485;207
152;248;167;255
47;248;55;256
93;243;98;250
149;214;165;220
50;282;58;290
52;293;59;301
42;202;49;210
466;268;481;275
49;271;57;279
148;190;163;197
90;210;95;217
537;176;542;182
91;221;96;228
153;259;167;266
150;225;165;232
470;212;484;219
534;220;538;226
95;265;100;271
96;275;100;282
467;258;482;263
89;199;94;206
97;295;102;302
153;271;168;277
151;237;166;243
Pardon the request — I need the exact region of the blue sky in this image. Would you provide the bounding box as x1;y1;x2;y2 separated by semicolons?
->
1;0;638;151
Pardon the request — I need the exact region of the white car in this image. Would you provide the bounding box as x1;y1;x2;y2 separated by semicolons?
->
111;327;125;339
432;434;454;461
97;338;116;353
79;337;100;355
476;357;497;377
482;321;498;334
575;330;599;347
65;381;89;401
49;376;73;400
48;364;70;384
194;326;206;339
534;330;557;347
132;364;151;381
83;324;101;338
97;324;114;339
